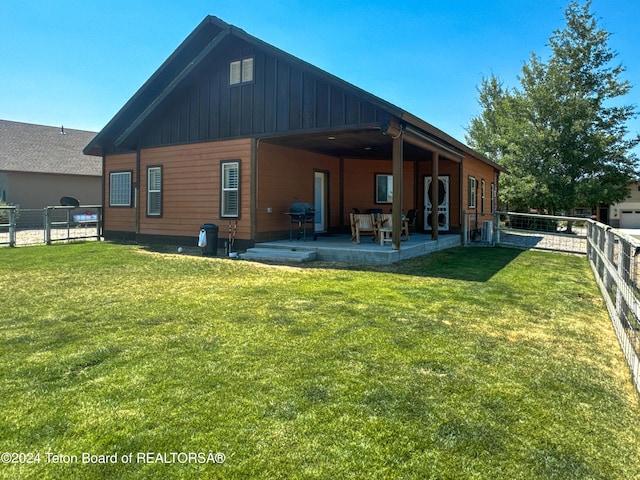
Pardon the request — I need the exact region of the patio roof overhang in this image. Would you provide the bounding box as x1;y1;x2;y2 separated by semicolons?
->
259;122;464;163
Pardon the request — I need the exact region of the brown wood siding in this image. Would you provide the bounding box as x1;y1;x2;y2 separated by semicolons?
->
256;143;340;236
138;139;252;239
462;155;496;225
104;153;137;232
343;159;416;221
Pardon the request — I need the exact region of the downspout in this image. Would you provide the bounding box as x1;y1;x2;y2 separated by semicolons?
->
459;158;464;242
135;147;141;236
101;153;106;238
251;137;259;245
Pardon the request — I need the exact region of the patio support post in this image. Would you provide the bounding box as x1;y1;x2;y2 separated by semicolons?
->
392;130;403;250
431;151;439;240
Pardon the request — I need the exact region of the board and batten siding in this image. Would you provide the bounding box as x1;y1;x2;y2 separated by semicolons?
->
134;48;390;152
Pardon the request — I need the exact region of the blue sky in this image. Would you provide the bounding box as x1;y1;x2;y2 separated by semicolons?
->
1;0;638;156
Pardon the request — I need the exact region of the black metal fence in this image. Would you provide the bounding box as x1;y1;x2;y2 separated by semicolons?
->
0;206;102;247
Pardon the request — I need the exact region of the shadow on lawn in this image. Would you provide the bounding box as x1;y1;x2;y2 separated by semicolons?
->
305;246;525;283
140;243;524;283
375;246;524;282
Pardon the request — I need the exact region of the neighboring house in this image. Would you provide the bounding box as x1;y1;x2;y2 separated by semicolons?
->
0;120;100;209
84;16;503;250
609;181;640;228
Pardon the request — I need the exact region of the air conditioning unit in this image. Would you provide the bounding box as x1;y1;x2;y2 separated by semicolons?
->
481;220;493;243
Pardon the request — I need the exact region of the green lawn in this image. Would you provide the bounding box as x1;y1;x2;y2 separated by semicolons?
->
1;243;639;479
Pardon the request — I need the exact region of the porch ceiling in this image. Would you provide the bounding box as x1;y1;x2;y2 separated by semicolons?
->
260;128;440;162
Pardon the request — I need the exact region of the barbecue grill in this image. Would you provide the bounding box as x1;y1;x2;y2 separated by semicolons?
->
285;199;316;241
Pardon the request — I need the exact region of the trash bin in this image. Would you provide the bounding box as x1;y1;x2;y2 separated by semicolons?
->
199;223;218;256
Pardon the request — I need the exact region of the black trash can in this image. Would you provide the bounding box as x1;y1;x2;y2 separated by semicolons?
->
200;223;218;256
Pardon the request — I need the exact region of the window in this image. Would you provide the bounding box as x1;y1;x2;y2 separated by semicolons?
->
147;166;162;216
481;179;486;213
221;161;240;217
375;174;393;203
110;171;132;207
230;57;254;85
491;182;496;213
468;176;477;209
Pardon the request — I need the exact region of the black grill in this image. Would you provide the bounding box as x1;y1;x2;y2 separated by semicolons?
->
286;199;316;241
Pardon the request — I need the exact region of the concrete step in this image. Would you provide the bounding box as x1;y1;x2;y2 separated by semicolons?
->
239;247;317;263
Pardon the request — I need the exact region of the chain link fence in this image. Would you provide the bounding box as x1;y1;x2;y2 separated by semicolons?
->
0;206;102;247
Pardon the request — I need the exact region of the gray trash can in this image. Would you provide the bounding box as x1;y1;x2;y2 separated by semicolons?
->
200;223;218;256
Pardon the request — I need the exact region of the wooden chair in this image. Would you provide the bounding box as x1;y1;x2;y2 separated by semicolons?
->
350;213;378;243
376;213;410;242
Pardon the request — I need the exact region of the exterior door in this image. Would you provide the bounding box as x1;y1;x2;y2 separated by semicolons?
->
424;176;449;231
314;171;328;233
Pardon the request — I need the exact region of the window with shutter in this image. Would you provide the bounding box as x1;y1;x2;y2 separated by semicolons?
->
468;176;477;209
221;161;240;217
229;57;254;85
147;166;162;216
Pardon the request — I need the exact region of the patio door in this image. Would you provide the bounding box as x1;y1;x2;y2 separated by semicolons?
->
314;171;328;233
424;176;449;230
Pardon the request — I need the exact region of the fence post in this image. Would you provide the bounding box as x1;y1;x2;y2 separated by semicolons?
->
616;239;631;322
96;207;102;241
493;211;500;246
605;228;614;291
44;207;51;245
8;208;16;247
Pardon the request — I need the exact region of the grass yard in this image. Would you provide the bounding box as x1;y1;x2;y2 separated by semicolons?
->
1;243;639;479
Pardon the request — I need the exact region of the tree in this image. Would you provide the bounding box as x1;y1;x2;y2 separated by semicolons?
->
466;1;639;214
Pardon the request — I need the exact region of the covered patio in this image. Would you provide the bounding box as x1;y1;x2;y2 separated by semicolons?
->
256;117;466;249
240;232;461;264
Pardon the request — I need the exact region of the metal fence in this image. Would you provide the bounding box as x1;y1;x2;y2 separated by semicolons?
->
587;221;640;395
464;211;590;254
467;211;640;395
0;205;102;247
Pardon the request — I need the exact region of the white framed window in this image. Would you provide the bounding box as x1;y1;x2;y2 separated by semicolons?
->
481;179;486;213
221;161;239;217
230;57;254;85
468;176;477;209
375;174;393;204
110;171;132;207
147;166;162;216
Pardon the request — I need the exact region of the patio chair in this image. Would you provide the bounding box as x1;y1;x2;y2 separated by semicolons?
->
376;213;410;241
405;208;419;231
350;213;378;243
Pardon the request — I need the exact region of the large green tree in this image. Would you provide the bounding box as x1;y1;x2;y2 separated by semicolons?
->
466;1;639;213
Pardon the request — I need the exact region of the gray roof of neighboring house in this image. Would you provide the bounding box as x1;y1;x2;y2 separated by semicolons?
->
0;119;100;176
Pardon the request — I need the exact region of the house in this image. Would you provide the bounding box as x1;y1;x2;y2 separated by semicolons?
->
0;120;101;209
84;16;503;250
608;181;640;228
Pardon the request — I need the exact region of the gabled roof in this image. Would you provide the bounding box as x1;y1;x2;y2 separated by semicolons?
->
84;15;502;171
1;120;100;176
